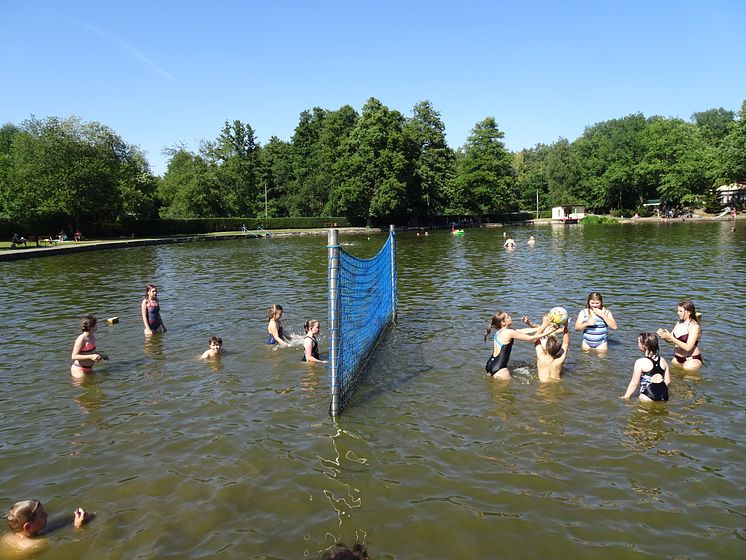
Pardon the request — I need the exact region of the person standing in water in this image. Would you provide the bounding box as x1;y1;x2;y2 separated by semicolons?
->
267;304;290;348
141;284;166;335
302;319;327;363
657;300;702;370
70;315;108;378
574;292;617;351
621;332;671;401
484;311;549;379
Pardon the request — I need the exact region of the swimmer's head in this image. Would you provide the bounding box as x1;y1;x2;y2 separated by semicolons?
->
545;335;563;358
208;336;222;348
484;311;510;342
80;315;97;332
145;284;158;297
677;300;700;323
6;500;47;535
587;292;604;309
267;304;283;321
637;332;659;356
304;319;320;334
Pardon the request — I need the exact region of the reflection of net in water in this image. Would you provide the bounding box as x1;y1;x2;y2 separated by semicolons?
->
328;228;397;416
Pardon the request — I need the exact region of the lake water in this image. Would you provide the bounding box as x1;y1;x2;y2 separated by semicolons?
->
1;222;745;559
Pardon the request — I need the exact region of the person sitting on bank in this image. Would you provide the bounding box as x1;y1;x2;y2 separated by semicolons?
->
2;499;94;556
11;234;27;248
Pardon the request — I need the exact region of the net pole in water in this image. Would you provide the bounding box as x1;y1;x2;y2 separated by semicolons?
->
328;228;341;417
390;224;397;323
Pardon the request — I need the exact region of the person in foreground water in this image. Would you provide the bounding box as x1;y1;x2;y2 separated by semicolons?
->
621;332;670;401
657;300;702;370
302;319;327;363
70;315;108;378
484;311;549;380
2;499;93;556
267;304;291;348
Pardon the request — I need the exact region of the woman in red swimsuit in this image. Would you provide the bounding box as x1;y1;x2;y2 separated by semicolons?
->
657;300;702;370
70;315;108;378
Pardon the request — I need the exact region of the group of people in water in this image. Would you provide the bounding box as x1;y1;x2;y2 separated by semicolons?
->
484;292;703;403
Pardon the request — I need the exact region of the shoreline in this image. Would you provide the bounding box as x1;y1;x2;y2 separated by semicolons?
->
1;216;740;261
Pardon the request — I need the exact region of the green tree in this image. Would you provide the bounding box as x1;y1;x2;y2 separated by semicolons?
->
544;138;582;206
5;117;130;224
335;98;409;221
719;100;746;183
202;120;260;216
449;117;515;216
258;136;294;217
638;117;715;205
514;144;551;214
402;100;454;221
159;148;221;218
692;107;735;147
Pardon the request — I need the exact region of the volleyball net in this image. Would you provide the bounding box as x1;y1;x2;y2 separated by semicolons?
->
327;226;397;416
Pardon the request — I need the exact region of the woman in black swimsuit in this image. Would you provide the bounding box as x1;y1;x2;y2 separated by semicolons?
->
621;332;670;401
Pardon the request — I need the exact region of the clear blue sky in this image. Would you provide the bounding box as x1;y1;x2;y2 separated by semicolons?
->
3;0;745;176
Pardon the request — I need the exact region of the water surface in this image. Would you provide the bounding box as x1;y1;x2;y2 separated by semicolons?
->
1;222;744;559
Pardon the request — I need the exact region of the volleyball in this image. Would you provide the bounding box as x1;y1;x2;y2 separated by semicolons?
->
548;306;569;327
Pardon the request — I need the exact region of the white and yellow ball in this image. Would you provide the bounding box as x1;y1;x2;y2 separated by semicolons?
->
548;306;569;327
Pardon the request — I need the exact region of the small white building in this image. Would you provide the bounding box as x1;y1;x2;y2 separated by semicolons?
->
552;205;586;222
716;183;746;206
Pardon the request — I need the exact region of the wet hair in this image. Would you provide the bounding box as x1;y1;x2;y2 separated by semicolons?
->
304;319;319;334
321;542;370;560
587;292;604;310
545;335;563;358
80;315;97;332
638;332;660;357
145;284;158;297
209;336;222;346
678;300;701;323
6;500;41;533
267;304;283;321
484;311;509;342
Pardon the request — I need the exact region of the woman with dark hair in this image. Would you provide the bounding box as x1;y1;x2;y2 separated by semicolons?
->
621;332;671;401
657;300;702;370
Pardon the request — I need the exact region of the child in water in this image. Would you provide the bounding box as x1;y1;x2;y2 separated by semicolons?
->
484;312;549;379
200;336;223;359
70;315;108;378
522;314;569;381
302;319;327;363
621;332;670;401
267;304;290;348
141;284;167;335
2;500;93;555
574;292;617;351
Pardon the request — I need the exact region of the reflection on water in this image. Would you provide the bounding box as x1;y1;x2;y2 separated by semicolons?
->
0;222;745;558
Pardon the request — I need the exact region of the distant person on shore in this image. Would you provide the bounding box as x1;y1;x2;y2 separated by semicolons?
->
484;312;550;379
70;315;108;378
657;300;702;370
2;499;94;556
302;319;327;363
267;304;290;347
141;284;166;335
200;336;223;359
574;292;617;352
527;235;536;246
503;234;517;249
621;332;670;401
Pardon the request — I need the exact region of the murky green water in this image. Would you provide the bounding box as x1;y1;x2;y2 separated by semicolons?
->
1;222;745;559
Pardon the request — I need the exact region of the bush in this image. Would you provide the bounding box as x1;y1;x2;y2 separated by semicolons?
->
580;215;619;224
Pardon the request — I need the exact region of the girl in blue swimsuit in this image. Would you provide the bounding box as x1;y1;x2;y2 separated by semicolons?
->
267;304;290;347
484;311;550;380
621;332;671;401
574;292;617;352
141;284;167;335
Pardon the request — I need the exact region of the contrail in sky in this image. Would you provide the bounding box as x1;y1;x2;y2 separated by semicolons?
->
82;23;174;80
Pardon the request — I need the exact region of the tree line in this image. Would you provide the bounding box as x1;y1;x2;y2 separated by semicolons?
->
1;99;744;228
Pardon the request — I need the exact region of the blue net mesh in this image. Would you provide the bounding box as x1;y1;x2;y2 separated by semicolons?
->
328;230;397;415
